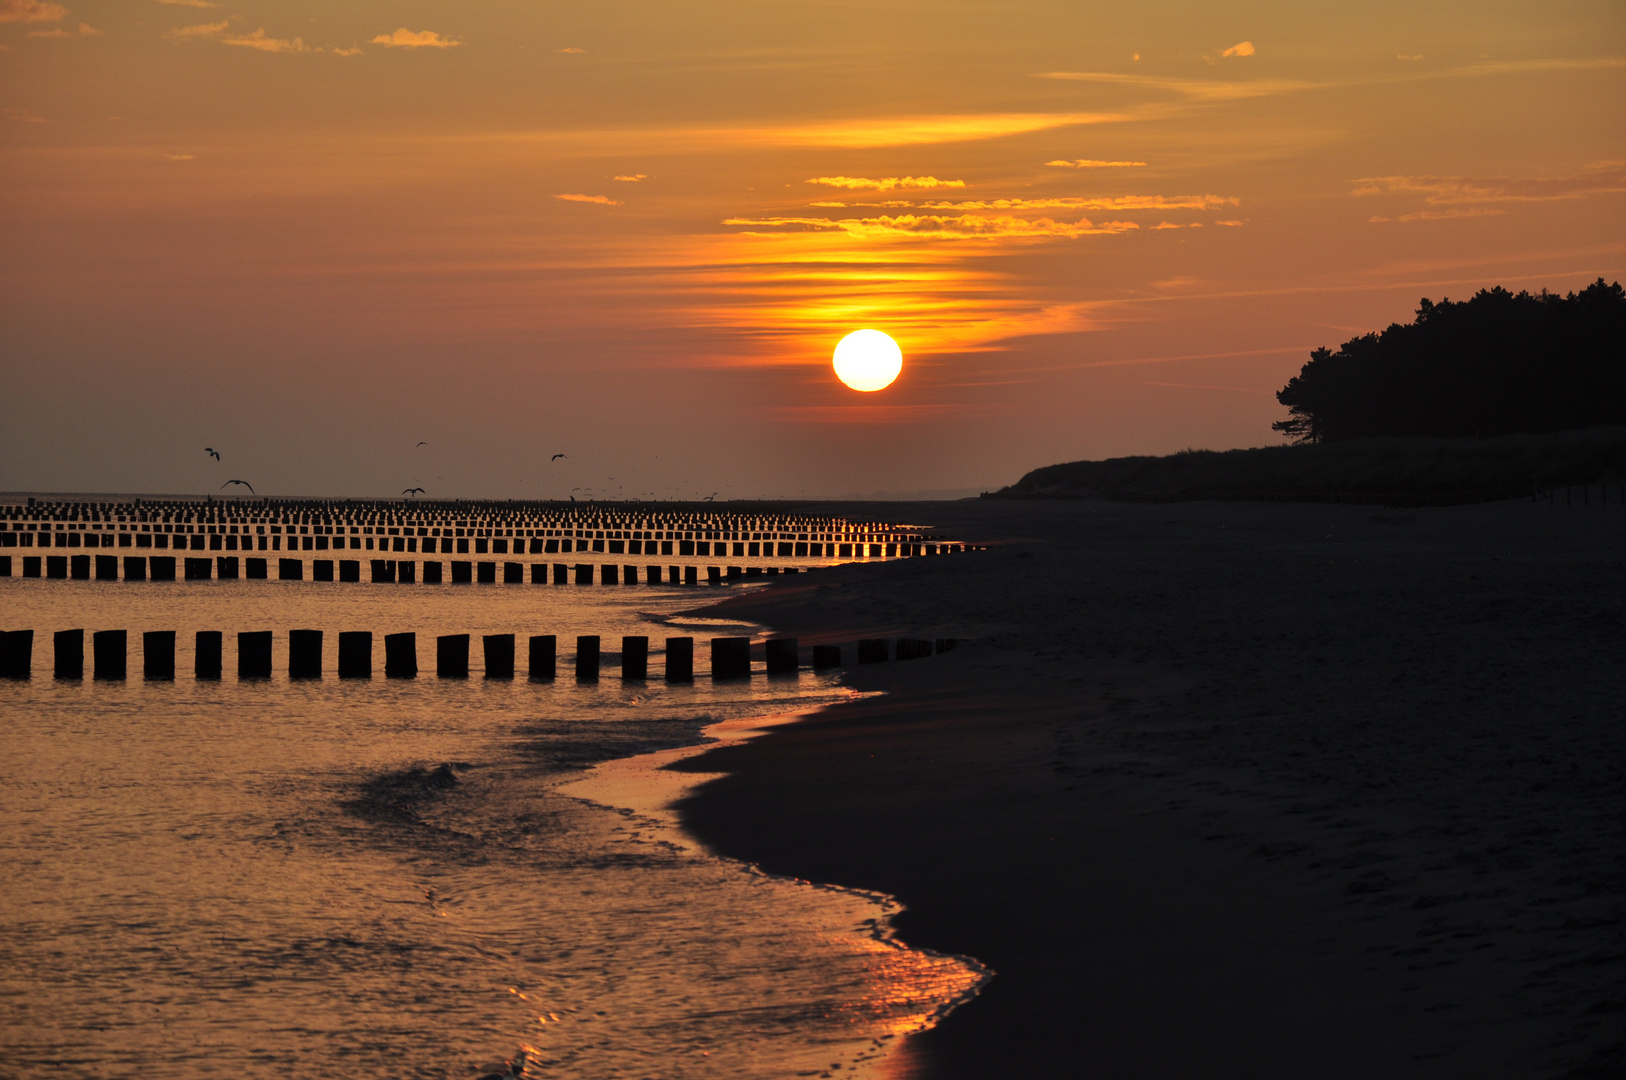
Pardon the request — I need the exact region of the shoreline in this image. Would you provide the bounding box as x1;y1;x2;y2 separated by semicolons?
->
555;701;992;1080
670;497;1625;1079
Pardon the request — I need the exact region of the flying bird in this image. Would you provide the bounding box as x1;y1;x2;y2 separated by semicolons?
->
220;479;255;494
703;493;717;501
402;487;425;496
204;447;220;461
551;453;566;461
415;441;429;448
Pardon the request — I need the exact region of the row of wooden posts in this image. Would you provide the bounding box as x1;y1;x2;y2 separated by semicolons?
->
0;555;811;585
0;630;956;682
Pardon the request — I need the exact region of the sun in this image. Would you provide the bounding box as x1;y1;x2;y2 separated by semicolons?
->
832;329;903;392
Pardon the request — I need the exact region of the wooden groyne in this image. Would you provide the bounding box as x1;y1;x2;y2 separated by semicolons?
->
0;630;959;682
0;498;970;562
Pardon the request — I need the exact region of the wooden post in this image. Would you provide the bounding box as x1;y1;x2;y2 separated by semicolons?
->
812;644;841;670
935;638;959;654
95;554;118;580
422;561;443;584
385;632;417;678
245;558;266;579
624;564;637;585
339;559;361;582
22;556;40;577
55;628;83;679
622;636;648;680
288;629;323;679
528;635;556;681
123;556;147;581
437;634;470;678
707;566;722;585
645;565;662;584
184;557;211;580
576;635;600;682
484;634;515;679
897;638;933;660
195;630;223;679
313;560;334;582
684;565;698;585
0;629;32;679
574;563;593;585
765;638;798;675
451;561;472;583
601;564;619;585
71;554;90;579
92;629;126;680
397;560;416;584
143;630;175;680
710;637;750;679
530;563;546;584
503;562;522;584
238;631;272;679
552;563;569;584
477;561;496;583
338;631;372;678
371;559;395;583
46;555;66;578
217;556;240;580
858;638;889;663
665;636;694;682
279;558;303;580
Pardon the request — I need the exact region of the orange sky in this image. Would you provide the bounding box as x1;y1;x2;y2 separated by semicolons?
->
2;0;1622;499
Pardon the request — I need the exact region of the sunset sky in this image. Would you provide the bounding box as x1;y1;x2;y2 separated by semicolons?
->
3;0;1622;499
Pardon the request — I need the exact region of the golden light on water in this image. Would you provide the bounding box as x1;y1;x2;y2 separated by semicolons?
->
833;329;904;391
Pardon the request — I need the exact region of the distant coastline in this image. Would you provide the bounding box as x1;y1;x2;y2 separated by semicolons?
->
986;425;1626;505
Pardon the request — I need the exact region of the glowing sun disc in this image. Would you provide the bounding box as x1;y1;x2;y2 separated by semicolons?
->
832;329;903;392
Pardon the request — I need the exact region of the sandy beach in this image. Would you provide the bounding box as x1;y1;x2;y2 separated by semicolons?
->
676;497;1625;1079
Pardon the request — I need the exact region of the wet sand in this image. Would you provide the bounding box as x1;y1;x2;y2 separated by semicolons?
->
673;498;1625;1079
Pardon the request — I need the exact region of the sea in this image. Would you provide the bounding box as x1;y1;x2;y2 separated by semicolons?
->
0;574;984;1079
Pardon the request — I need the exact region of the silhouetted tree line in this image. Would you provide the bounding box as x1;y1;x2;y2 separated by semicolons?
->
1274;279;1626;442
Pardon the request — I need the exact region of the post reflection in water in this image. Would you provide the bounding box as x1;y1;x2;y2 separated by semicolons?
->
0;578;984;1078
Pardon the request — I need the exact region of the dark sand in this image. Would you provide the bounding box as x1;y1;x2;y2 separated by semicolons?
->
673;498;1625;1079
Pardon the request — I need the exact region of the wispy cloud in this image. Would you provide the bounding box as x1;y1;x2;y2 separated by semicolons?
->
1035;70;1312;102
1037;56;1626;104
0;0;66;23
807;176;965;191
558;46;583;54
5;105;48;122
163;20;226;39
371;28;461;49
1046;159;1147;168
613;174;647;182
1354;164;1626;205
28;20;95;36
224;28;307;53
1369;207;1507;223
918;195;1237;211
1220;41;1255;57
327;46;361;57
556;193;620;206
724;213;1140;240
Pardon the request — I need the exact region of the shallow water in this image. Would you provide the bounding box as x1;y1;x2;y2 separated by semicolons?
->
0;578;983;1078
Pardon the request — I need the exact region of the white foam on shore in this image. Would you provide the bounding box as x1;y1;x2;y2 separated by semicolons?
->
558;695;993;1080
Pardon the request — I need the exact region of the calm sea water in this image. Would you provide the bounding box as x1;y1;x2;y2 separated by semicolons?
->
0;577;983;1079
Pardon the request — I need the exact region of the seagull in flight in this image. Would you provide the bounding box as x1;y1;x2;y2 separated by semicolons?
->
551;453;566;461
402;487;425;496
415;441;429;448
204;447;220;461
220;479;254;494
